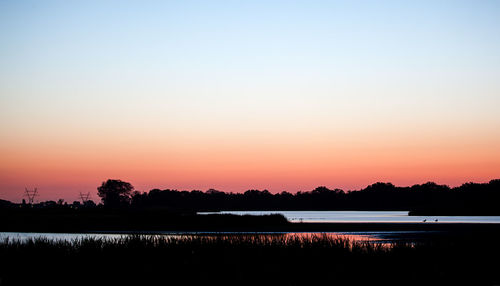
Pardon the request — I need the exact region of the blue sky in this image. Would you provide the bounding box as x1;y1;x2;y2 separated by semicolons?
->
1;1;500;201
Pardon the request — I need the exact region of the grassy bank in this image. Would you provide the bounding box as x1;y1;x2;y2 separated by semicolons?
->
1;234;499;286
0;208;289;232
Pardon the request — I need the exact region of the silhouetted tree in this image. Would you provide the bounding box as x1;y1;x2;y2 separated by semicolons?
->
97;179;134;207
83;200;97;208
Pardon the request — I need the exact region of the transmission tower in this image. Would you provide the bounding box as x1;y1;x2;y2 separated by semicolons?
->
24;187;38;204
79;192;91;204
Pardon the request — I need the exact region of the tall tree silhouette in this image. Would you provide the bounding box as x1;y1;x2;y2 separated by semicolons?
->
97;179;134;207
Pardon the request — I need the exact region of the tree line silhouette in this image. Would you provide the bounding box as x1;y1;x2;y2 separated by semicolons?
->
2;179;499;214
114;179;500;214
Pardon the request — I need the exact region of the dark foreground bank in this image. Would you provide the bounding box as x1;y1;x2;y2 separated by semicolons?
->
0;208;290;232
4;208;500;234
1;234;499;286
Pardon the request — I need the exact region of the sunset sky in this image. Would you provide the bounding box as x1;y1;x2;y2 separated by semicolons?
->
1;1;500;202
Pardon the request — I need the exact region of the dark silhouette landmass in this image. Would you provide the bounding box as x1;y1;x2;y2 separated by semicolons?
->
2;180;500;285
99;179;500;214
130;179;500;214
0;207;290;232
1;179;499;232
1;233;500;286
1;179;500;215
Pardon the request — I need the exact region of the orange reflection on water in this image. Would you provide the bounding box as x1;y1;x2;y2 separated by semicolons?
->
281;232;383;243
179;232;392;248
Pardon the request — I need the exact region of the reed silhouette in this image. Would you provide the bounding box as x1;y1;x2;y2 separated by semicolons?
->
1;234;499;286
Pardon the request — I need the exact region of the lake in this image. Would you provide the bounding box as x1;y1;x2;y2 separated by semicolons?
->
3;211;499;244
199;210;500;223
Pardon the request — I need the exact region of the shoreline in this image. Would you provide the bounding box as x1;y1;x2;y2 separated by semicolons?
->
3;222;500;234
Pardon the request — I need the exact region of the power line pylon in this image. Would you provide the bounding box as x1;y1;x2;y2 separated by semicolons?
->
24;187;38;204
79;192;91;204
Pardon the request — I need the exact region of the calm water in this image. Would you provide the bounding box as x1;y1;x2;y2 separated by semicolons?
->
201;210;500;223
3;211;499;244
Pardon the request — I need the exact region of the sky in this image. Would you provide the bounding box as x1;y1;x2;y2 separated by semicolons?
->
1;0;500;202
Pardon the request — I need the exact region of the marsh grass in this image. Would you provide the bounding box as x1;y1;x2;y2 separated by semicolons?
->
0;234;498;286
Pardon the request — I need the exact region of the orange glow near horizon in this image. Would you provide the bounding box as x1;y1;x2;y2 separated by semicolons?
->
1;127;499;202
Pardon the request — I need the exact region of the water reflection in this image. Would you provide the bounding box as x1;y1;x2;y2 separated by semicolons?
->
200;210;500;223
281;232;383;243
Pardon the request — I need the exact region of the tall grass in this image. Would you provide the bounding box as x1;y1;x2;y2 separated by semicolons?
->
0;233;395;252
0;234;498;286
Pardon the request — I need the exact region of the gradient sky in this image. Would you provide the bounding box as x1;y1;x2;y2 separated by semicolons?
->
1;0;500;202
